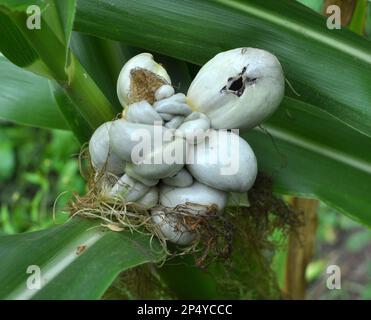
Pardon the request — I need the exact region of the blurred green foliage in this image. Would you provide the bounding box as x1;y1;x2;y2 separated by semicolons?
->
306;203;371;300
270;200;371;299
0;122;85;235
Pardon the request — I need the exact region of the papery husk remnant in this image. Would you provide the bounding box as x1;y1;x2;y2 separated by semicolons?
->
129;68;169;104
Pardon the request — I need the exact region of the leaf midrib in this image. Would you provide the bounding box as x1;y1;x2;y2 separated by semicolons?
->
218;0;371;64
6;227;104;300
260;124;371;174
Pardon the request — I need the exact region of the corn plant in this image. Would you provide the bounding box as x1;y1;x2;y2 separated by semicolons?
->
0;0;370;300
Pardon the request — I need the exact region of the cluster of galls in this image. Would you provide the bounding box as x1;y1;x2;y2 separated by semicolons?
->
89;48;285;245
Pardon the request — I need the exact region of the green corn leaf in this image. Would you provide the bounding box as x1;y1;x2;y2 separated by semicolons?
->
70;32;128;111
244;97;371;227
0;0;117;135
0;56;68;130
0;218;165;300
296;0;323;13
51;81;93;143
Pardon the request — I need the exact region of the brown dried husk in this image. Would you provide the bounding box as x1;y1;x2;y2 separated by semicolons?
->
128;68;169;105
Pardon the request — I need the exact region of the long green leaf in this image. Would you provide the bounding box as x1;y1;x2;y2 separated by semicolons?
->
0;218;164;300
0;0;117;133
0;0;68;79
0;56;68;130
158;255;221;299
244;97;371;227
55;0;76;48
51;81;92;143
75;0;371;137
296;0;323;13
70;32;127;111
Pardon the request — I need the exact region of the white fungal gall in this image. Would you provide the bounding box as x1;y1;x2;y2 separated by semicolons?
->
107;174;149;202
175;112;210;144
109;119;150;161
127;138;187;180
136;187;159;209
187;48;284;130
125;163;159;187
162;168;193;187
109;119;172;162
151;209;196;245
153;180;225;243
153;93;192;116
117;53;171;107
168;93;187;103
87;49;269;246
125;100;163;125
164;115;185;129
158;113;174;121
159;182;227;212
187;130;257;192
89;121;125;175
155;84;175;101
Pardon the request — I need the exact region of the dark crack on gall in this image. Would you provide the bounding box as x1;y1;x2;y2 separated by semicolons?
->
229;76;244;93
220;65;257;97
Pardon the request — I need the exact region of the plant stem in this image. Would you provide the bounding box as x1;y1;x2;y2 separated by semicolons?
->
60;55;117;130
284;198;318;300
